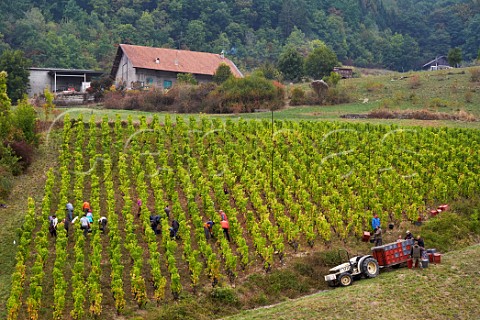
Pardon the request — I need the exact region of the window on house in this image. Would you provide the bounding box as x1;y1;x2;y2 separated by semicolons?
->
146;77;153;85
163;80;172;89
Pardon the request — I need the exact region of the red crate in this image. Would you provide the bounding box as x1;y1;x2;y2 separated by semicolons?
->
438;204;449;211
433;253;441;263
362;231;371;242
428;253;434;263
407;259;413;268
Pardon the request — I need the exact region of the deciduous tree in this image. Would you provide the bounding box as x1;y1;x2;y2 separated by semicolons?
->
277;47;304;82
213;63;233;84
304;44;338;80
0;50;30;104
448;48;462;68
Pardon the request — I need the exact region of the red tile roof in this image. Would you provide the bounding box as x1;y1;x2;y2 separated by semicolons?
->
119;44;243;78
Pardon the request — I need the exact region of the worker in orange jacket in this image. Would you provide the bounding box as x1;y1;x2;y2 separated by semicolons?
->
82;201;91;214
220;219;231;242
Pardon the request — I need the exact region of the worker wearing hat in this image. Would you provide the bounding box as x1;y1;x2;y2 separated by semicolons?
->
405;230;414;240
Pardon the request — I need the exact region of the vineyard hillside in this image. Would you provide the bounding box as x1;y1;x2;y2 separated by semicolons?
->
2;112;480;320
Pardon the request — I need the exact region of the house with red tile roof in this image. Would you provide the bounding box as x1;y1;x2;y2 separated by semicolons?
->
110;44;243;90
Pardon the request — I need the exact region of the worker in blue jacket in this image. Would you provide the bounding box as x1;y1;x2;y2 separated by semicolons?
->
372;214;380;231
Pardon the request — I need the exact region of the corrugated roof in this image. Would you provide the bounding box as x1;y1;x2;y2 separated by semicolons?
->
118;44;243;77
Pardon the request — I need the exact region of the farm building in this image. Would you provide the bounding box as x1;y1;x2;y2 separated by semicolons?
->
28;67;104;97
422;56;451;71
110;44;243;90
110;44;243;89
333;67;353;78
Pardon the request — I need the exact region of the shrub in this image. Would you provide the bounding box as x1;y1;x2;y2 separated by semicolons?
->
323;72;341;87
8;140;34;173
257;62;283;81
103;91;124;109
290;87;305;106
206;75;284;113
427;97;449;109
43;87;55;121
210;287;238;305
13;98;38;145
319;249;345;267
0;144;21;176
213;63;233;84
422;212;475;252
123;91;145;110
408;74;421;89
469;67;480;82
177;73;198;85
409;93;420;105
167;84;200;113
0;166;13;201
464;91;473;103
89;76;114;102
153;296;210;320
167;82;216;113
325;87;351;105
143;88;174;111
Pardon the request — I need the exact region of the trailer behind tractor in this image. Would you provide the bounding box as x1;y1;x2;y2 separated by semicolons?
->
324;239;414;287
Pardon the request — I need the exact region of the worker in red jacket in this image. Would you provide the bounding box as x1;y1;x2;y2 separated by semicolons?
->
220;219;230;242
219;210;228;222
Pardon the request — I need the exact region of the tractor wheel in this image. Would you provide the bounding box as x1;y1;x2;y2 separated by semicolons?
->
338;273;353;287
362;257;379;278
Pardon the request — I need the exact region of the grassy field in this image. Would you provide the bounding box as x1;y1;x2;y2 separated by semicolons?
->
225;244;480;320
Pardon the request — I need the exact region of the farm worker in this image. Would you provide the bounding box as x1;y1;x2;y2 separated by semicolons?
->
86;209;94;224
410;241;424;268
373;226;382;246
219;210;228;222
150;214;161;235
220;219;231;242
66;202;74;221
63;218;70;236
204;218;214;240
416;235;425;249
371;214;380;231
80;213;90;236
98;216;108;234
49;215;58;237
82;201;91;214
170;219;180;239
405;230;414;241
137;198;142;217
164;205;171;219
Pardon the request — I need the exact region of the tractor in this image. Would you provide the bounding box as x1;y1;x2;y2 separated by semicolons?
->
324;249;379;287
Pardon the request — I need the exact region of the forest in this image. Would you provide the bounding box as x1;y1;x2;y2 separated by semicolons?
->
0;0;479;73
